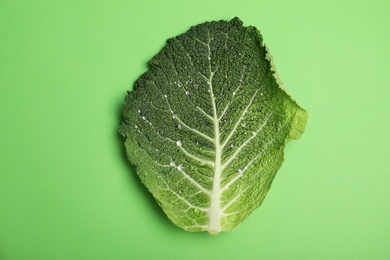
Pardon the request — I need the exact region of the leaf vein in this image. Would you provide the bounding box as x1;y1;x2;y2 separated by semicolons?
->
150;81;215;143
221;111;273;170
178;145;215;166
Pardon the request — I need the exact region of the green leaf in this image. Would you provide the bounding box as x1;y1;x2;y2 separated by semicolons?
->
119;17;307;235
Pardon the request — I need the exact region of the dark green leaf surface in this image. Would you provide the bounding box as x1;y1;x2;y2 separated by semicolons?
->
120;17;307;235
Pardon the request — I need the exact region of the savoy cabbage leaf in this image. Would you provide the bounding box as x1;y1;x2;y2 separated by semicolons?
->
119;17;307;235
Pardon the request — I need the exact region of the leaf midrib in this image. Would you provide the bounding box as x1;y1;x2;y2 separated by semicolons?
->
204;30;223;235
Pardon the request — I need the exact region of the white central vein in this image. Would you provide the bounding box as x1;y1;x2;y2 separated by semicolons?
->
202;31;223;236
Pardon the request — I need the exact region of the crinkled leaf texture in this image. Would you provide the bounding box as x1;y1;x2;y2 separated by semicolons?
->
120;17;307;235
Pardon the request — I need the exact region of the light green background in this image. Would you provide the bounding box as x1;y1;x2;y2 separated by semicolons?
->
1;0;389;259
